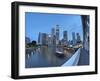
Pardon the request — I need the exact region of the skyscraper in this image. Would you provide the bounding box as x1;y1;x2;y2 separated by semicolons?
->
72;32;76;45
40;33;48;45
76;33;81;43
51;27;56;45
51;27;55;37
38;32;41;44
63;31;68;42
56;25;59;45
48;34;52;45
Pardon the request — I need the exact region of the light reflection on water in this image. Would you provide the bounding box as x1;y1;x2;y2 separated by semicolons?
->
25;46;73;68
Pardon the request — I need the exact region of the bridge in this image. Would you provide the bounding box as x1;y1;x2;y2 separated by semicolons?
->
61;48;89;66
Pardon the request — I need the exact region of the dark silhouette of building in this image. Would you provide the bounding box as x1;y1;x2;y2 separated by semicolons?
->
76;33;81;43
63;31;68;42
72;32;76;45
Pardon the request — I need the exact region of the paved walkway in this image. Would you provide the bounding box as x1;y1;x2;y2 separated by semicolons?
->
78;48;89;65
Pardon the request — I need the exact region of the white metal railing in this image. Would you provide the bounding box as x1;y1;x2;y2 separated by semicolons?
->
61;48;81;66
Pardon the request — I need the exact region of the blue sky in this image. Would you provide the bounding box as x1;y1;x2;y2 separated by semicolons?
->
25;12;83;42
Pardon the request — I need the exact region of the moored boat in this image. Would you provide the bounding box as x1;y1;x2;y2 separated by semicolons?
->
56;50;64;57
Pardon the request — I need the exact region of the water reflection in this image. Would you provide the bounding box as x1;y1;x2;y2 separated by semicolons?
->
25;46;74;68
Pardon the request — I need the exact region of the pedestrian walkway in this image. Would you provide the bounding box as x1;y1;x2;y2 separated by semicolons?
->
61;48;80;66
78;48;89;65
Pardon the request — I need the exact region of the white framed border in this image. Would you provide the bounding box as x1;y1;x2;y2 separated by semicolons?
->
19;5;96;76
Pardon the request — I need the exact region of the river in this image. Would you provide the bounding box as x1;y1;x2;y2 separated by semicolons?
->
25;45;73;68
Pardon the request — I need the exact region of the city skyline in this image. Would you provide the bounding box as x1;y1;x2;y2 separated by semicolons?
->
26;26;82;46
25;12;83;42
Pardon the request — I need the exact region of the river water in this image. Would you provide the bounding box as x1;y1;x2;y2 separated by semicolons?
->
25;46;73;68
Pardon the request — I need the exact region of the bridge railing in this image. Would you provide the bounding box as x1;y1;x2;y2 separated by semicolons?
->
61;48;81;66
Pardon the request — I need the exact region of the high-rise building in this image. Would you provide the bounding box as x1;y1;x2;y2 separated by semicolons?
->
60;31;68;46
51;27;56;45
56;25;59;40
40;33;48;45
51;27;55;37
72;32;76;45
76;33;81;43
63;31;68;42
56;25;60;45
51;25;60;45
48;34;52;45
38;32;41;44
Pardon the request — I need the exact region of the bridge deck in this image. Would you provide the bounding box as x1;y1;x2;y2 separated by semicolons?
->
78;48;89;65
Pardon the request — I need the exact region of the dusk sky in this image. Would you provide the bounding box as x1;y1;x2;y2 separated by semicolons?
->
25;12;83;42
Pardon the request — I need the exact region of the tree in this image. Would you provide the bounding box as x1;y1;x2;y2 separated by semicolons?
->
31;40;37;46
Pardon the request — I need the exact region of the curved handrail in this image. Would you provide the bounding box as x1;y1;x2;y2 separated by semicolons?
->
61;48;81;66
